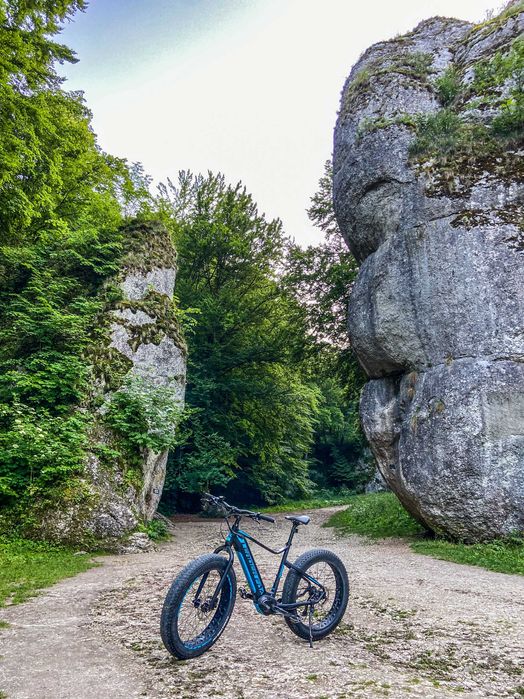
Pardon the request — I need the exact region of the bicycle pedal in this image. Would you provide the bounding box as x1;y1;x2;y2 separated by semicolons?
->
238;587;254;600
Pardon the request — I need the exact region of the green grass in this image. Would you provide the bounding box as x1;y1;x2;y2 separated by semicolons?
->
412;538;524;576
261;493;355;514
325;493;524;576
0;537;97;607
326;492;424;538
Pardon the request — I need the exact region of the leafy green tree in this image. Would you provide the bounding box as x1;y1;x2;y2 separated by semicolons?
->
0;1;86;88
284;161;372;490
308;375;370;491
0;0;153;521
157;172;319;505
284;160;358;350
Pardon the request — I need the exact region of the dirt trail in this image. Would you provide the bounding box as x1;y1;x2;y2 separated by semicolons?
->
1;507;523;699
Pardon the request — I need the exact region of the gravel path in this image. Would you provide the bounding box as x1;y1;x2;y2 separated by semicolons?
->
1;507;523;699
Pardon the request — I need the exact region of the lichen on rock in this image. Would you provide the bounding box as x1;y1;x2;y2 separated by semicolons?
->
333;3;524;540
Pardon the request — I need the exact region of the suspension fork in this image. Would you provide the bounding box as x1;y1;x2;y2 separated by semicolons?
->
191;543;235;608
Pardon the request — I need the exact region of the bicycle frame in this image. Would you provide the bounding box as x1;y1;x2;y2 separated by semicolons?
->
201;515;325;615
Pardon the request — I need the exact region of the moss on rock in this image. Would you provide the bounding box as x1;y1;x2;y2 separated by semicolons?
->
120;220;177;274
409;22;523;195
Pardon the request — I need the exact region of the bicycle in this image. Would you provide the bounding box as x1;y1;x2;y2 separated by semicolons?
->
160;493;350;659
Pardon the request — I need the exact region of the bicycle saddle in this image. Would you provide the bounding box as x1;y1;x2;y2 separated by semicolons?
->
285;515;310;526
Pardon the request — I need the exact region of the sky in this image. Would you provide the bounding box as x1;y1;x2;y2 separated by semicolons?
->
60;0;502;245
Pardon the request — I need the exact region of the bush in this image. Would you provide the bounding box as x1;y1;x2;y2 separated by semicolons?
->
434;66;463;106
491;95;524;142
137;519;170;541
105;376;185;455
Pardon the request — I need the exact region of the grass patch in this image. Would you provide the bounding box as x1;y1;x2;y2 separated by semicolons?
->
325;493;524;576
412;538;524;576
261;492;355;514
409;110;493;160
326;492;424;539
0;537;97;607
137;518;170;541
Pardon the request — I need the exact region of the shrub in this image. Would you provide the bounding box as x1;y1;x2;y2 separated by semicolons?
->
434;66;463;106
105;376;186;455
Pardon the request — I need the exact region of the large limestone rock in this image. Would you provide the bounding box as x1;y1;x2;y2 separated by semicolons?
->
333;4;524;540
40;221;186;548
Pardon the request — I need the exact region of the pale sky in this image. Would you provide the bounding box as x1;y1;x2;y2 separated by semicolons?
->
60;0;502;245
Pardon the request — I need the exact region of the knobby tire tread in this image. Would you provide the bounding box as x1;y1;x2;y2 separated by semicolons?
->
282;548;349;641
160;553;236;659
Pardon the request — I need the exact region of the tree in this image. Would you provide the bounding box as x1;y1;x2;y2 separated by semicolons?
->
284;160;358;350
0;0;153;522
284;161;373;490
157;172;319;505
0;1;86;89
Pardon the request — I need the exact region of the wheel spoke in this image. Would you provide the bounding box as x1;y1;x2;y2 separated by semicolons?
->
298;560;339;628
176;569;226;648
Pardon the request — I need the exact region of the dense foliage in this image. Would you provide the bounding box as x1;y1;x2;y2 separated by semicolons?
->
283;162;370;494
0;0;370;531
0;0;149;528
155;172;319;506
157;166;371;508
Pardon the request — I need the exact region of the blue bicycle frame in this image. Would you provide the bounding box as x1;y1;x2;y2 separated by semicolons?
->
210;515;325;615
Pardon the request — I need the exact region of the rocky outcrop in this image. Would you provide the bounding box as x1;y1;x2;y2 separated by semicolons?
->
333;3;524;540
40;221;186;548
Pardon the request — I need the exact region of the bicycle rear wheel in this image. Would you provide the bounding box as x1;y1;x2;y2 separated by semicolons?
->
160;553;236;659
281;548;349;641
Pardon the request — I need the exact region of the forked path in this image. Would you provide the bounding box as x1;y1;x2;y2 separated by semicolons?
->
1;508;523;699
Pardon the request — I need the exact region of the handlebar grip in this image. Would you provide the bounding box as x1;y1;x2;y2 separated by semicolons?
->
258;513;275;523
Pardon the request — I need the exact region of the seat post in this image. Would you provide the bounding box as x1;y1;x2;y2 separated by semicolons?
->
285;523;299;548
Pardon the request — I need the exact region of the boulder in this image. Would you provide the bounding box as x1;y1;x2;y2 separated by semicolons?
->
333;4;524;540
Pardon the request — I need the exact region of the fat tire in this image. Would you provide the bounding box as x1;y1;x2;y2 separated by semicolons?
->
160;553;236;660
282;548;349;641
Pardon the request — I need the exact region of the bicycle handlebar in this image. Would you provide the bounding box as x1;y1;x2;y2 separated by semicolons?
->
201;493;275;524
257;512;276;523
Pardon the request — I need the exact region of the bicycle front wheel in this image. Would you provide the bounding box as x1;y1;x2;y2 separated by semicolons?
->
282;548;349;641
160;553;237;659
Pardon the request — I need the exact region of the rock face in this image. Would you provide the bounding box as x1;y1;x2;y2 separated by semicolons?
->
333;4;524;540
40;221;186;548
